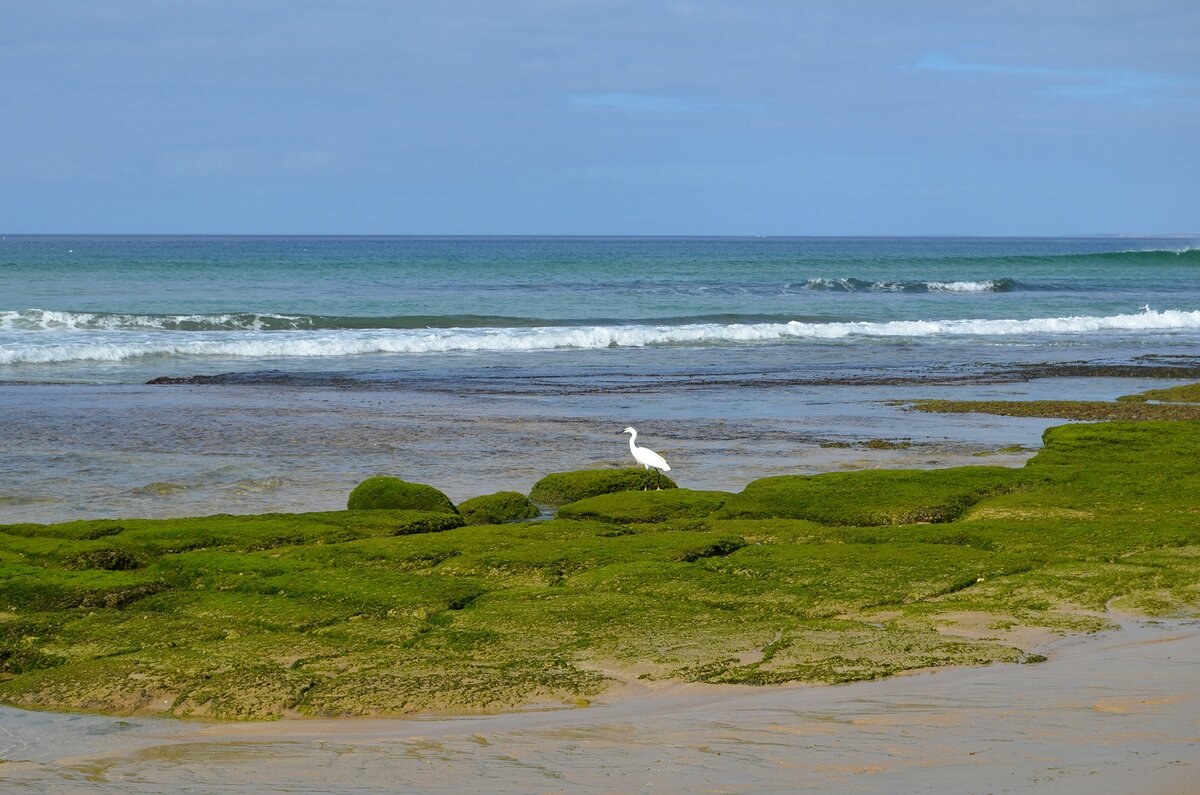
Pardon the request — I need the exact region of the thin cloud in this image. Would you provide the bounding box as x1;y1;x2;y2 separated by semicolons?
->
915;52;1196;100
569;92;728;113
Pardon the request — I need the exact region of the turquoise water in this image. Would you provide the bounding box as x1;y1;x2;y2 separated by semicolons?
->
2;236;1199;382
1;236;1198;522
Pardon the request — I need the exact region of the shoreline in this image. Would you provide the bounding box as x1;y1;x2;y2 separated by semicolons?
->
2;615;1196;793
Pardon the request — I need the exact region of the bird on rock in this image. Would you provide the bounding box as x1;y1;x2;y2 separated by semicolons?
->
622;426;670;489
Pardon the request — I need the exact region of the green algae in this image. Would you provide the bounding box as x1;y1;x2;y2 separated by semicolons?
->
346;477;458;514
63;548;141;571
973;444;1035;457
715;467;1027;525
529;468;678;506
863;438;913;450
1;509;464;553
819;438;912;450
907;398;1200;420
1;419;1199;719
457;491;541;525
1117;382;1200;404
556;489;729;524
675;618;1026;686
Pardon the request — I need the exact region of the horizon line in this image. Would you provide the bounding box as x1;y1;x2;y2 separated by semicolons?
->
3;233;1198;240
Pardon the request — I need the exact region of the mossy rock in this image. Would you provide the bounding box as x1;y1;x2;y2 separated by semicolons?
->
557;489;730;524
715;466;1024;526
0;645;65;675
0;564;165;612
347;477;458;514
458;491;541;525
5;419;1200;720
64;548;141;571
1031;420;1200;470
1117;382;1200;404
908;398;1200;421
363;510;465;535
529;468;677;506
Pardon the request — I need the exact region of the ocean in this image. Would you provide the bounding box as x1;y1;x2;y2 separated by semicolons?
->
2;235;1198;522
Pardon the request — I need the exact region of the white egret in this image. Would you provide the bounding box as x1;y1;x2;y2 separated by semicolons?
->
622;426;671;489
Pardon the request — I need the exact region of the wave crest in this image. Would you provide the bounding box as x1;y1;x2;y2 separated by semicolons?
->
798;277;1019;293
1;308;1198;365
0;309;558;332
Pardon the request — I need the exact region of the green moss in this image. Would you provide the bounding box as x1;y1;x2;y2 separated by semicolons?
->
529;467;678;506
63;548;141;571
1;509;464;560
863;438;912;450
906;398;1200;420
0;614;67;674
973;444;1034;457
457;491;541;525
819;439;912;450
1117;382;1200;404
715;466;1026;526
347;477;458;514
1;419;1199;719
0;563;164;612
676;619;1025;686
556;489;730;523
0;645;65;674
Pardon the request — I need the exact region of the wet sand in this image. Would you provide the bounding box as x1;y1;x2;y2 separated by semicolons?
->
2;617;1196;793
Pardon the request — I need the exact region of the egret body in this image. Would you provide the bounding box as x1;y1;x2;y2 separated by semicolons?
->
623;426;670;489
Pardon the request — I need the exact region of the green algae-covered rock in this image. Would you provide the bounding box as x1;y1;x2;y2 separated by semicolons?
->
64;548;141;571
529;468;678;507
1117;382;1200;404
457;491;542;525
0;645;64;675
557;489;730;524
7;420;1200;719
715;466;1023;526
0;563;165;612
347;477;458;514
361;510;464;535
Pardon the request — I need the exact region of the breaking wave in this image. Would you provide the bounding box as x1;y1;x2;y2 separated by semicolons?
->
2;307;1199;365
797;277;1021;293
846;247;1200;268
0;309;558;332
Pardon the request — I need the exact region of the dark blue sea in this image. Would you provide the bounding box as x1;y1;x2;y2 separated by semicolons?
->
2;235;1198;521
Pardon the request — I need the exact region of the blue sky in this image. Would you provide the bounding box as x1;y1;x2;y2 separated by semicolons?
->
2;1;1197;234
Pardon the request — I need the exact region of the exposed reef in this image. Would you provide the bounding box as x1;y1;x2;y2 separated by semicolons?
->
346;477;458;514
906;399;1200;421
529;468;677;507
906;380;1200;421
1;399;1199;720
456;492;541;526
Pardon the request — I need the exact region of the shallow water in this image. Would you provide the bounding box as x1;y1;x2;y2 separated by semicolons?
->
2;618;1196;794
0;370;1186;522
4;235;1200;522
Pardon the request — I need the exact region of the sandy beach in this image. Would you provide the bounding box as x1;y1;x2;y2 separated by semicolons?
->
1;616;1196;794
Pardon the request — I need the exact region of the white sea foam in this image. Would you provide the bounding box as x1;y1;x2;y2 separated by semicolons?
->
0;309;299;332
1;308;1198;365
1119;246;1200;255
924;280;1002;292
801;278;1011;292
